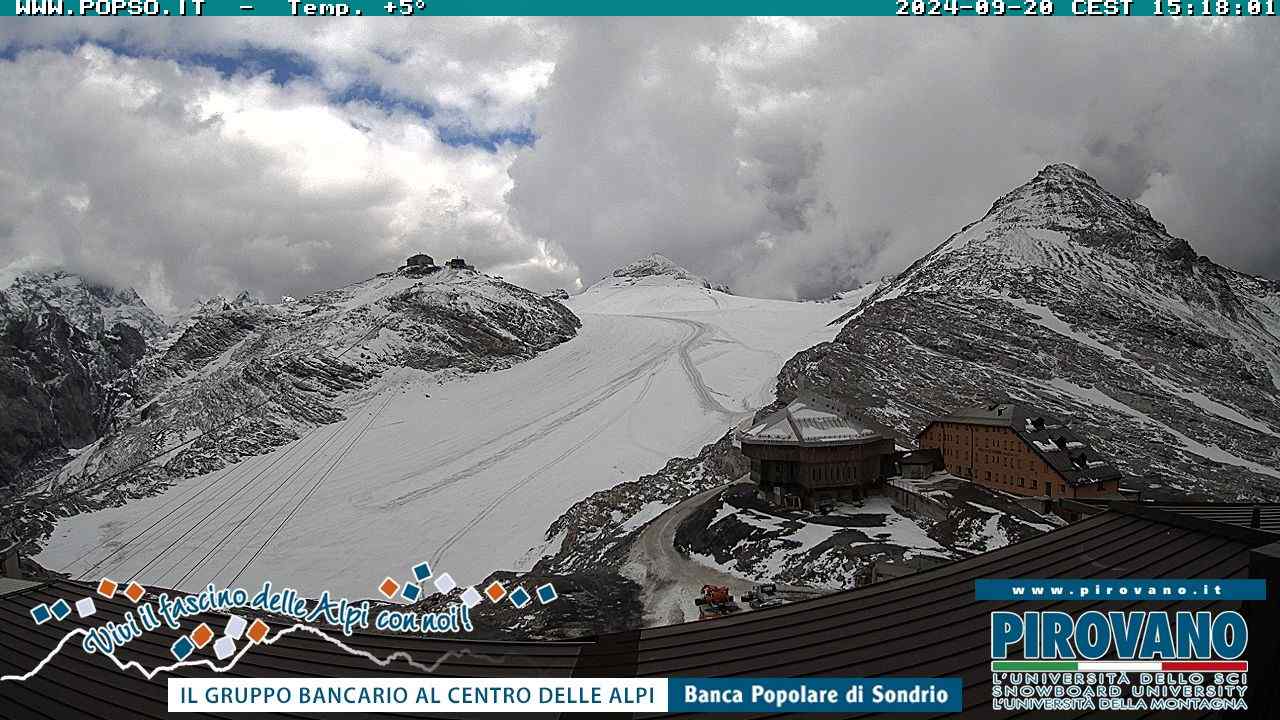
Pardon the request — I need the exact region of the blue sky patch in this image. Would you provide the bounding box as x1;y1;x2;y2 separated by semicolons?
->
438;126;536;152
333;82;435;122
186;47;317;85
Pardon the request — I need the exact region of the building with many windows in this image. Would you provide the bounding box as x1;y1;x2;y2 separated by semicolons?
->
917;403;1122;498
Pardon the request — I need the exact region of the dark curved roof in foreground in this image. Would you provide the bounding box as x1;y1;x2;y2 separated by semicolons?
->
2;502;1278;719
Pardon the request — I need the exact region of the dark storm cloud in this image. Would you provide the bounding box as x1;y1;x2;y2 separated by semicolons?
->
509;19;1280;297
0;20;1277;308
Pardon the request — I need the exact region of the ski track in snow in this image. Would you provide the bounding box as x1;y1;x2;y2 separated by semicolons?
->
38;281;844;596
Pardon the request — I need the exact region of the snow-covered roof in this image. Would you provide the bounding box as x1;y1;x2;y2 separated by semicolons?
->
737;393;884;447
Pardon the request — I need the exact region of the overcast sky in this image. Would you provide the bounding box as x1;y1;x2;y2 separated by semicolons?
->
0;19;1276;312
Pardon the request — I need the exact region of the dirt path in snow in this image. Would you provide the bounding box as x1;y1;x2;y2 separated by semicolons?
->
624;482;754;626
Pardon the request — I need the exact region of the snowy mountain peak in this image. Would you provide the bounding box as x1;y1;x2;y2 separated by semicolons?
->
982;163;1167;242
612;253;695;279
796;166;1280;502
3;269;167;340
602;254;731;293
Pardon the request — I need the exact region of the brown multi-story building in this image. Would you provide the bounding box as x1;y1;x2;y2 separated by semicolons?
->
737;393;896;511
917;403;1122;499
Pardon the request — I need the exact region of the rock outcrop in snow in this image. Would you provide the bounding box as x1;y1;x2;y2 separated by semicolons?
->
783;164;1280;500
601;253;732;294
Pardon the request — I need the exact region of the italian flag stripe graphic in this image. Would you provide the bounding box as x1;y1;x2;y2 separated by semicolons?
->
991;660;1248;672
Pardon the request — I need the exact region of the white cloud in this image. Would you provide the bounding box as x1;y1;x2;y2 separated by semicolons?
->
1;20;1278;307
0;43;577;313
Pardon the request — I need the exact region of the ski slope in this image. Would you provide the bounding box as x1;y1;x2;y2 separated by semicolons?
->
38;278;850;598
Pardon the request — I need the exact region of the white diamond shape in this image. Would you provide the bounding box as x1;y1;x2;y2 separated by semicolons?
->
433;573;456;594
214;636;236;660
225;615;247;640
460;587;481;609
75;597;96;618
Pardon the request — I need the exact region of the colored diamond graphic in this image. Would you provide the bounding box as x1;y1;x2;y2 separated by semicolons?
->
402;583;421;602
484;581;507;603
171;636;195;661
75;597;97;618
412;562;432;582
433;573;456;594
97;578;118;599
509;587;532;609
214;636;236;661
460;587;482;609
536;583;558;605
378;577;400;599
30;604;51;625
246;619;269;644
191;623;215;649
49;599;71;621
225;615;247;640
124;582;145;603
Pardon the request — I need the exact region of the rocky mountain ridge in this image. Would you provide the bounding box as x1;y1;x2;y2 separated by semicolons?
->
4;269;168;341
788;164;1280;500
0;271;160;488
6;264;581;548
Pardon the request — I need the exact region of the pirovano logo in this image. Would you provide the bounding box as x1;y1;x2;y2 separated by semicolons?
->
980;579;1259;712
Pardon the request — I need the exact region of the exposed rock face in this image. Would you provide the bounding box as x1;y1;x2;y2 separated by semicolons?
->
0;273;158;489
780;164;1280;501
5;269;168;341
7;266;581;546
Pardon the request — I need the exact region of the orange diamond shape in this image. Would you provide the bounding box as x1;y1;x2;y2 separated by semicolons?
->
484;581;507;602
246;619;269;644
378;577;399;600
123;582;145;603
191;623;215;649
97;578;118;599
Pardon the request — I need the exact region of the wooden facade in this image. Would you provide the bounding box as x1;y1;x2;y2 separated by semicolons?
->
918;420;1120;499
741;439;896;510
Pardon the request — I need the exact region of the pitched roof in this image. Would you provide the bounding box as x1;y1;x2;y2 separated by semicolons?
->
3;504;1275;718
919;403;1123;486
736;393;885;447
1074;500;1280;535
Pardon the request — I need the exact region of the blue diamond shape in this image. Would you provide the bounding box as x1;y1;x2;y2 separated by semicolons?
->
30;604;51;625
536;583;558;605
402;583;421;602
509;587;531;609
171;636;195;661
412;562;431;582
49;599;71;621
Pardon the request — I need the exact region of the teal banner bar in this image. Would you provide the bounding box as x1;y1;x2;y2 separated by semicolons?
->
6;0;1280;16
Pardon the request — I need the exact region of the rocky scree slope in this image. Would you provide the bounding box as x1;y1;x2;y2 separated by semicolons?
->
781;164;1280;500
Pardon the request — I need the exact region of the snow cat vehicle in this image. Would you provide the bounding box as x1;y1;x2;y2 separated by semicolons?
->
695;584;741;619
